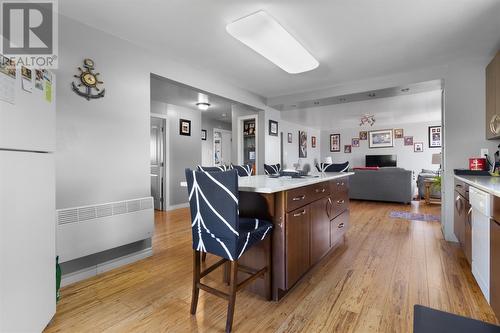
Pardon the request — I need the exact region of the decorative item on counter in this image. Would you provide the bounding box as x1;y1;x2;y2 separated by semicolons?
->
394;128;404;139
469;157;487;171
72;58;105;100
359;131;368;140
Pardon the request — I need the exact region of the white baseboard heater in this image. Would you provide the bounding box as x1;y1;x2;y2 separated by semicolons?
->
57;197;154;263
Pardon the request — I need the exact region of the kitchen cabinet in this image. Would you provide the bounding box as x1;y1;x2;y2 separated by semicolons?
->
491;217;500;319
286;206;311;288
310;197;331;265
486;51;500;139
454;180;471;264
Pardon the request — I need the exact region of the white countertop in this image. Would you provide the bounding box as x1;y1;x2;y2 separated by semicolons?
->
181;172;353;194
455;175;500;197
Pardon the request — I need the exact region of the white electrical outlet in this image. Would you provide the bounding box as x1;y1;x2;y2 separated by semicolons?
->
481;148;489;157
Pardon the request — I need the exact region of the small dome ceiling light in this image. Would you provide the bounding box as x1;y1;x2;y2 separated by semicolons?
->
196;102;211;111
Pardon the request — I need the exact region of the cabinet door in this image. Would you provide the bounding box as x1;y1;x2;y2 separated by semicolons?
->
310;198;331;265
490;219;500;318
454;192;465;245
486;58;498;139
286;206;310;288
464;201;472;265
331;210;349;246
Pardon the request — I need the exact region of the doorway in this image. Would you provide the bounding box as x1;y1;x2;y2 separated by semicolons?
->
150;116;166;210
213;128;232;166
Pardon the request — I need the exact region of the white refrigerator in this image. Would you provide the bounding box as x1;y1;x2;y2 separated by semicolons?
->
0;69;56;332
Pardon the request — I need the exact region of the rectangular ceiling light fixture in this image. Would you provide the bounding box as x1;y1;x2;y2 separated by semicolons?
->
226;10;319;74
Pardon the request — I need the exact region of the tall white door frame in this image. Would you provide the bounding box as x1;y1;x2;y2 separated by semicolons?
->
151;113;169;211
237;114;259;174
213;128;232;166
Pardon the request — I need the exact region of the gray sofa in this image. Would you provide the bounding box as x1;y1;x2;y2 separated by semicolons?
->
349;167;413;204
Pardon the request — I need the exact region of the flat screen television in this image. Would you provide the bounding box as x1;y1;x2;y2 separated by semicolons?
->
366;155;397;167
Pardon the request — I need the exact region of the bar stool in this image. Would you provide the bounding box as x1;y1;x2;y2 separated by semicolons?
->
315;161;350;172
185;169;273;333
198;165;228;172
264;163;281;175
230;164;252;177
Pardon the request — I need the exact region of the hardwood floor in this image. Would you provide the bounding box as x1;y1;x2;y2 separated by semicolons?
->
44;201;497;332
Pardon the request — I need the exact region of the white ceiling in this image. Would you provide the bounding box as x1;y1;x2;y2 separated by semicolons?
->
151;76;236;124
59;1;500;99
280;90;442;130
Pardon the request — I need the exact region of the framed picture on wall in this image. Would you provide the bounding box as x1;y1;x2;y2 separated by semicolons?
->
369;129;393;148
352;138;360;147
201;129;207;140
287;132;292;143
299;130;307;158
330;134;340;152
269;120;278;136
311;136;317;148
359;131;368;140
414;142;424;152
404;136;414;146
394;128;404;139
179;119;191;136
428;126;442;148
344;145;352;153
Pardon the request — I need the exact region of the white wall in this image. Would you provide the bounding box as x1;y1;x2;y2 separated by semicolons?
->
281;121;321;172
270;56;500;242
320;121;442;194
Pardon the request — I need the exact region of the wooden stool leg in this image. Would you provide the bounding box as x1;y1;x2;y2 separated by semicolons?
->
190;250;201;315
225;260;238;333
223;261;230;285
264;236;272;301
201;252;207;262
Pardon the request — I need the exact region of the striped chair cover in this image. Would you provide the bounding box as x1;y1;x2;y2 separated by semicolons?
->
185;169;272;261
316;162;350;172
197;165;227;172
264;163;281;175
230;164;252;177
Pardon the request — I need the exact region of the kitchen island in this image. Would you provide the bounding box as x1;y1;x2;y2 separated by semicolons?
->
234;172;353;301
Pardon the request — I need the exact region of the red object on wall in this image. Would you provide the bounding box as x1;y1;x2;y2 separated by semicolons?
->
469;158;487;171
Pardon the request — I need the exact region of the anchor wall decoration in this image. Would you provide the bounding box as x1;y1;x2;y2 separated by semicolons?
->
71;58;105;100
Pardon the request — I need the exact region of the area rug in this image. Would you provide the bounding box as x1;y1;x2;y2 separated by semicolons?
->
389;211;440;222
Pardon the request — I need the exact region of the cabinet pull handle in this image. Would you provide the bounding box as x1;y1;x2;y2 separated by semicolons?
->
338;222;345;229
292;195;305;201
327;198;332;219
293;210;306;217
467;207;472;215
337;182;345;186
337;199;345;204
315;188;326;193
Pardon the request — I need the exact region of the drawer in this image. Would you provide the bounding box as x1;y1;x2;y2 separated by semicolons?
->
331;210;349;246
285;182;329;212
455;179;469;200
330;177;349;195
330;191;349;219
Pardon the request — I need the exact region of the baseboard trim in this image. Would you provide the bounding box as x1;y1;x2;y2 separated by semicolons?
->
61;247;153;287
167;202;189;211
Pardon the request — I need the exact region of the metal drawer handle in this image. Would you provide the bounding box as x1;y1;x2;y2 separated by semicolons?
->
338;222;345;229
337;199;345;204
293;210;306;217
336;182;345;186
292;195;306;201
315;188;326;193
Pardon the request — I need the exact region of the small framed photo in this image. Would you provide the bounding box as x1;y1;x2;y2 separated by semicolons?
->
269;120;278;136
287;132;292;143
369;129;393;148
311;136;317;148
394;128;404;139
404;136;414;146
330;134;340;152
201;129;207;141
414;142;424;152
179;119;191;136
352;138;360;147
359;131;368;140
428;126;442;148
299;131;307;158
344;145;352;153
